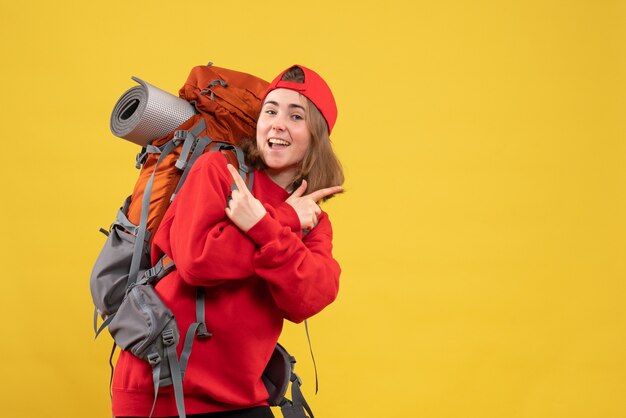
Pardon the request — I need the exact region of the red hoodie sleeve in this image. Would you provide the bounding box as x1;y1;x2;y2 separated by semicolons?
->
165;153;257;286
245;211;341;323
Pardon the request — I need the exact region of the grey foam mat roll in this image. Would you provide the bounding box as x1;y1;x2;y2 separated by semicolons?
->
110;77;197;146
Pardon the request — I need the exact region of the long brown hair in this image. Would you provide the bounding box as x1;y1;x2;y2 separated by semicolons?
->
241;66;344;201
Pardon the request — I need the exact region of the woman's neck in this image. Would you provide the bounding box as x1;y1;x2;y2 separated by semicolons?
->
265;167;296;192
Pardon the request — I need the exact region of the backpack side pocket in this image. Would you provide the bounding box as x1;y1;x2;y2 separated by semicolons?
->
90;196;151;318
109;284;178;357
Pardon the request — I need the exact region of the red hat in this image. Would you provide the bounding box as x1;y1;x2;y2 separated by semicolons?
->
262;65;337;135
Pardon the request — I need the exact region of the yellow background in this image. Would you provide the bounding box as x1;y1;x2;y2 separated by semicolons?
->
1;1;624;417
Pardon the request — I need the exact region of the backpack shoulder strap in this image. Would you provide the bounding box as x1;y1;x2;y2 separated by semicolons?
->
128;138;179;287
281;372;314;418
147;329;187;418
272;343;314;418
212;143;254;192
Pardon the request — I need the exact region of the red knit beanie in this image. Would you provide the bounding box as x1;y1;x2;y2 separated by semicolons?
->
262;65;338;135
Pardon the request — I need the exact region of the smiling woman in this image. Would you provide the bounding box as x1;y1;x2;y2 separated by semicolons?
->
241;66;344;200
111;64;346;418
256;88;312;188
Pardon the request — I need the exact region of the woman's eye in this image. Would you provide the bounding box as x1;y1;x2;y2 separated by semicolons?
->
265;109;277;115
291;114;304;121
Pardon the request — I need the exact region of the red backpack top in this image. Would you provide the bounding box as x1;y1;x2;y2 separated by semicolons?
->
126;64;269;237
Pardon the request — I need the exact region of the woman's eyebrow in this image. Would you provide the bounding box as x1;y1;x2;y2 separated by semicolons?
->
263;101;305;111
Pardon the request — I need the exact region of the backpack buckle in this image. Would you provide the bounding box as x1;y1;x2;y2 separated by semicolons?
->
207;79;228;88
147;352;161;365
143;266;158;282
135;149;148;169
173;130;188;145
196;323;213;339
162;329;176;346
290;372;302;386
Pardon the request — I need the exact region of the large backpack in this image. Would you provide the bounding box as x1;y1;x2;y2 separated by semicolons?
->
90;63;313;418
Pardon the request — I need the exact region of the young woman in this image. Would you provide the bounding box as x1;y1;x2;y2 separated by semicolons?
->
112;65;344;418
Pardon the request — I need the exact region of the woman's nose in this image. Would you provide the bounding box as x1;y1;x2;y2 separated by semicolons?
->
272;115;287;131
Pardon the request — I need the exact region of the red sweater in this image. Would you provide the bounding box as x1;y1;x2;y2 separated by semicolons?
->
111;152;340;417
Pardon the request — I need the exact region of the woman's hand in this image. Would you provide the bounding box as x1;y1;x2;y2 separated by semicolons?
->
286;180;343;230
225;164;267;232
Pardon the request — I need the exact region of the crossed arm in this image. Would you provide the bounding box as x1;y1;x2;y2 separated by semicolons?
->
159;154;342;321
225;163;342;232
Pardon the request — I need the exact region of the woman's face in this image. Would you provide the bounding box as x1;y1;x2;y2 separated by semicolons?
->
256;88;312;182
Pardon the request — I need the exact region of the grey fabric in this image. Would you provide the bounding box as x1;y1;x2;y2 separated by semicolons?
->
146;144;163;154
101;255;187;418
289;372;314;418
143;255;175;283
90;202;150;319
175;130;196;170
107;284;179;360
149;360;162;418
262;344;314;418
179;322;201;378
209;143;253;193
171;119;212;202
262;344;293;406
113;197;141;236
172;135;212;203
194;287;211;338
165;334;187;418
179;288;211;378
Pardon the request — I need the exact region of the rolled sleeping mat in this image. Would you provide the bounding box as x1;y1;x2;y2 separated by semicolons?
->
110;77;197;146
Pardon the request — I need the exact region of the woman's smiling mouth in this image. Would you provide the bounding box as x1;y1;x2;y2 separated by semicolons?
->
268;138;291;149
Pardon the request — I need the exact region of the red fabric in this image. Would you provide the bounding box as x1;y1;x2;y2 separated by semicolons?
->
111;152;340;417
262;65;337;134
